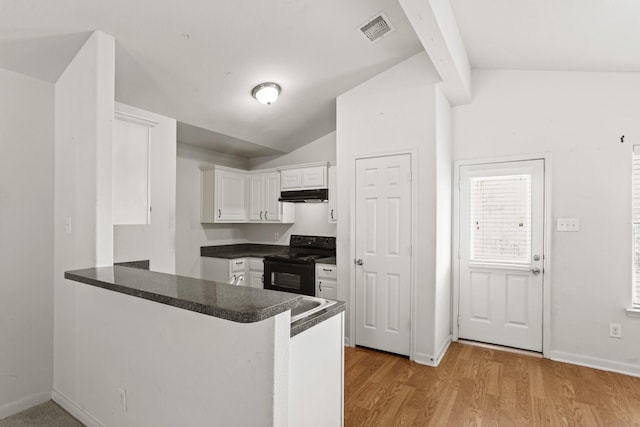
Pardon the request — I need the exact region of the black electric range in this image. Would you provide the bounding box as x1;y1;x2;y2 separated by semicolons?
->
263;235;336;296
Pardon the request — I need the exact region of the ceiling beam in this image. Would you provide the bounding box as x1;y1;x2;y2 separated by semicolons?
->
399;0;471;105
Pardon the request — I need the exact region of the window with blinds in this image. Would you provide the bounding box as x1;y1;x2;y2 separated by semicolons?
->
631;148;640;309
470;174;532;263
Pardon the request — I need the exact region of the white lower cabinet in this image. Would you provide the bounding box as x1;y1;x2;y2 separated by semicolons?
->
316;263;337;300
248;257;265;289
289;312;344;427
201;257;247;284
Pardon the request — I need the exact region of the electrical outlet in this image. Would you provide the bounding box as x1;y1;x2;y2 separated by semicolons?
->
557;218;580;232
117;388;127;412
274;232;280;241
609;323;622;338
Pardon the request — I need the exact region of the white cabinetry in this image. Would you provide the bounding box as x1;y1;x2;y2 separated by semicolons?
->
201;166;247;223
316;263;337;300
201;257;247;284
248;258;265;289
280;164;328;190
327;163;337;223
113;111;157;225
248;171;294;223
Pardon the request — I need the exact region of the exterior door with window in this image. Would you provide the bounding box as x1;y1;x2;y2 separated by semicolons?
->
458;159;544;352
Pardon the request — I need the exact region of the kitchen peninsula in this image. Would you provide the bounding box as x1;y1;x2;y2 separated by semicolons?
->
63;266;345;427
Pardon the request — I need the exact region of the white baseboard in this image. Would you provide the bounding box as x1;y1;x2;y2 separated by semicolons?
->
52;389;104;427
546;350;640;378
413;336;452;367
0;390;51;420
344;336;352;347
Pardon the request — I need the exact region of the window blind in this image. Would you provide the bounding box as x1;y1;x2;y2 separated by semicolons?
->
631;148;640;309
470;174;531;263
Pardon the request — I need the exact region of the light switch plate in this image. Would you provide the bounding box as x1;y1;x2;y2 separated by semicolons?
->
557;218;580;232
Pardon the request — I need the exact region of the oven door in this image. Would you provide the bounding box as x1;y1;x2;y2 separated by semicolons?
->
263;260;315;296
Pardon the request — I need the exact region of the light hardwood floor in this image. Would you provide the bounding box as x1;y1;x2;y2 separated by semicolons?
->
345;343;640;426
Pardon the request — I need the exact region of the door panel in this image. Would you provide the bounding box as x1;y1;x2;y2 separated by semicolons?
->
459;159;544;352
355;154;411;356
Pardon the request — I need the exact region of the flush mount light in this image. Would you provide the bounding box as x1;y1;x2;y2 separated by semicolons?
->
251;82;281;105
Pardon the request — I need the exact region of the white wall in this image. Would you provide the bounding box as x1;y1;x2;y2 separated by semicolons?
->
53;31;115;405
434;86;453;358
175;143;250;278
249;131;336;169
454;69;640;375
113;102;177;274
0;68;54;418
337;51;450;364
58;282;290;427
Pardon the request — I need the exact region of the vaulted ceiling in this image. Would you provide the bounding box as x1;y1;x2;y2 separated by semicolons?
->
1;0;638;157
0;0;423;156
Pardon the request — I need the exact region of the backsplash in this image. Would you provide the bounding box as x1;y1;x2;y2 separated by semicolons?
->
242;203;337;245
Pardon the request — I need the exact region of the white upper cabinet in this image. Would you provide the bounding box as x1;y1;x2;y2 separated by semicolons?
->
248;174;265;221
202;166;294;224
279;164;328;190
327;163;337;223
201;166;247;223
113;111;158;225
264;172;284;222
248;171;294;223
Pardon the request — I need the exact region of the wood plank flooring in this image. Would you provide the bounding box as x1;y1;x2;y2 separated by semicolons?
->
344;343;640;426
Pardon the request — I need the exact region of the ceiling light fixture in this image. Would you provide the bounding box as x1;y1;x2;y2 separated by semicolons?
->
251;82;281;105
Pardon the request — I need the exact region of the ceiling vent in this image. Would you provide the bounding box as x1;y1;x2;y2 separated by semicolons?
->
359;13;394;43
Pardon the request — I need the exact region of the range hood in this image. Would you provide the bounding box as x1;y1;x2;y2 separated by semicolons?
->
279;188;328;203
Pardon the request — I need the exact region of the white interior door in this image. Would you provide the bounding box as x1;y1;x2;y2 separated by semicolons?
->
355;154;411;356
458;159;544;352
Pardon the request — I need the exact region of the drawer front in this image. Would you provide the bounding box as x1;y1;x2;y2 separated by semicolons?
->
248;257;264;271
230;258;246;272
316;264;337;279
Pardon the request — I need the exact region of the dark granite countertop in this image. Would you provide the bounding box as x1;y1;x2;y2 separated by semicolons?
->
316;257;336;265
64;266;301;324
201;243;289;259
64;266;346;335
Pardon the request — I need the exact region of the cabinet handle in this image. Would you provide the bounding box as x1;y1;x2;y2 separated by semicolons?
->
218;209;221;219
235;261;243;265
265;211;268;220
261;274;264;284
260;211;263;220
330;209;334;220
319;281;322;292
322;268;332;272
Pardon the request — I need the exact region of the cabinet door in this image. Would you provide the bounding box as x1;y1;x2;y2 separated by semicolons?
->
113;116;151;225
264;172;282;221
317;278;337;300
301;166;326;189
215;170;247;222
281;169;302;190
327;165;337;223
248;174;265;221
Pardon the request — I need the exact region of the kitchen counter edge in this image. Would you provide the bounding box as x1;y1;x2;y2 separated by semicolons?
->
290;301;346;337
64;266;302;324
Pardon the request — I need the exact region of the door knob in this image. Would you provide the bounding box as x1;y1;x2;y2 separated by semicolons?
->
355;259;363;266
531;267;541;275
